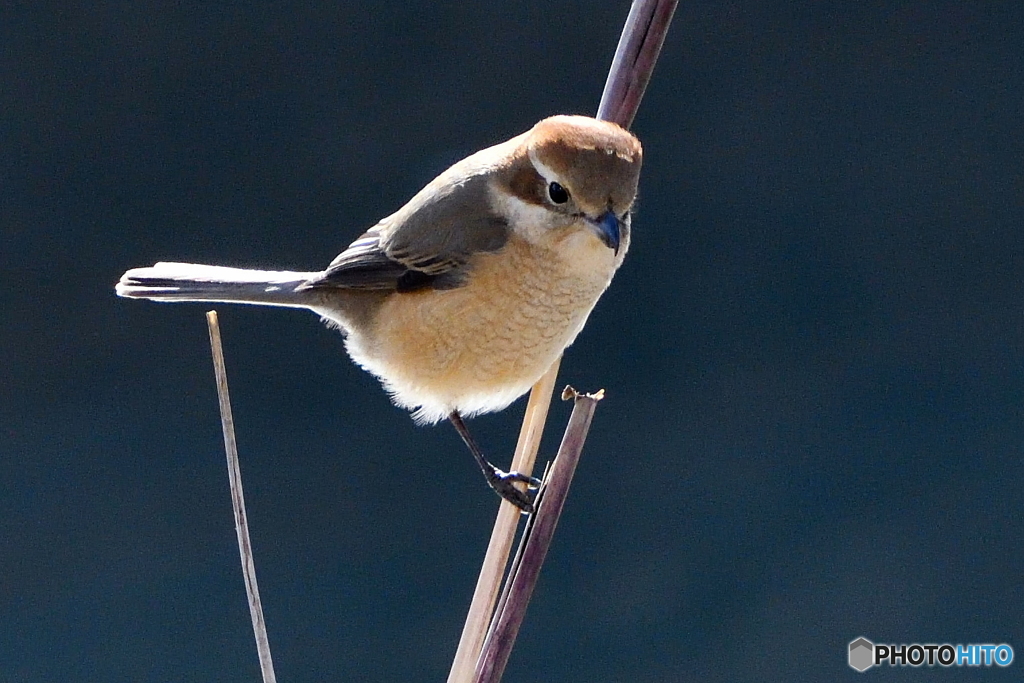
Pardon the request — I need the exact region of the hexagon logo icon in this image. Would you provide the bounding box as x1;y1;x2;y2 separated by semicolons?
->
849;637;874;672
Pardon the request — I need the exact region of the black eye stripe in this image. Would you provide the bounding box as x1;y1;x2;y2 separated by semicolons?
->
547;181;569;204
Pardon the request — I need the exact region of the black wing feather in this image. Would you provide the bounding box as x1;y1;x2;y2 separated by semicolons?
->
302;165;510;293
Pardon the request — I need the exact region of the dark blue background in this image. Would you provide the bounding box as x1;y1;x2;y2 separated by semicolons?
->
2;1;1021;680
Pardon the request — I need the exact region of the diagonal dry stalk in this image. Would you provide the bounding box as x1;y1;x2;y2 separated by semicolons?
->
473;388;604;683
206;311;277;683
446;358;561;680
447;2;678;681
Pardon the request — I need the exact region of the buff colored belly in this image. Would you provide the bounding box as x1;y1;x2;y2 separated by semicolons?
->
347;234;615;423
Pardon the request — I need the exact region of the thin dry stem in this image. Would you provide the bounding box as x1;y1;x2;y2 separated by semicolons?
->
206;311;277;683
448;1;678;678
447;357;561;683
597;0;679;128
473;389;603;683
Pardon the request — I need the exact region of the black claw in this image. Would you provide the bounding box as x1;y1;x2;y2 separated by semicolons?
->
488;471;537;512
505;471;542;489
448;410;539;513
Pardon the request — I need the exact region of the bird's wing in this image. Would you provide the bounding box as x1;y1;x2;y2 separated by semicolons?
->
305;172;509;293
306;225;410;290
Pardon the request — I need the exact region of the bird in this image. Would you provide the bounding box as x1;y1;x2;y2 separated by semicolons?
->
116;114;643;512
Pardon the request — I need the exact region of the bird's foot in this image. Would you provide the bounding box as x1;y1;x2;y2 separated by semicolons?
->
487;469;542;513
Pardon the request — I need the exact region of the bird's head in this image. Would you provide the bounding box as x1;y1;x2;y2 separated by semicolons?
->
495;115;643;257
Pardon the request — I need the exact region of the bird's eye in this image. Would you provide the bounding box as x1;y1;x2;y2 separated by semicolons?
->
547;181;570;204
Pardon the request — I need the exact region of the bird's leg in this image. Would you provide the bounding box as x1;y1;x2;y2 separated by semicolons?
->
448;411;541;512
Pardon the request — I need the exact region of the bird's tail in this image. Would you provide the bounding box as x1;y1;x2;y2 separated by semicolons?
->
115;262;322;308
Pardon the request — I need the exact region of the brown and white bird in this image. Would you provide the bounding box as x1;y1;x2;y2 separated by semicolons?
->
117;115;643;511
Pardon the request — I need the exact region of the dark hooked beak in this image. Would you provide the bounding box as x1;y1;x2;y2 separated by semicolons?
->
587;210;621;254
